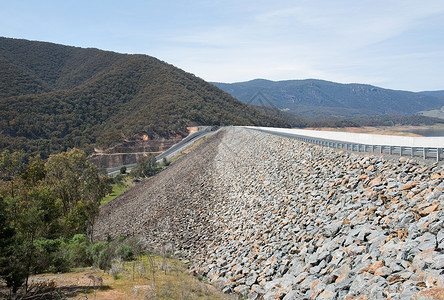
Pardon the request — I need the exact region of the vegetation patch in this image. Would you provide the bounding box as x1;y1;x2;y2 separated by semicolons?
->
101;175;133;206
0;148;110;296
9;254;234;300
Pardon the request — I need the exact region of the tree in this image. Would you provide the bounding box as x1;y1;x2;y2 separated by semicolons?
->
21;155;46;186
0;187;62;293
120;166;127;174
0;149;110;295
45;149;110;239
0;195;22;294
17;187;62;291
0;150;26;197
132;154;157;178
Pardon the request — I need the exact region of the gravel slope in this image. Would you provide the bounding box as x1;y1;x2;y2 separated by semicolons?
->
96;127;444;299
94;130;225;257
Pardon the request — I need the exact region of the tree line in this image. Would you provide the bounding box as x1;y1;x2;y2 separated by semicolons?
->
0;148;109;294
0;147;174;296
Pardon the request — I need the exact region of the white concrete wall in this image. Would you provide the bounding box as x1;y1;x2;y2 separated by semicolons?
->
246;127;444;148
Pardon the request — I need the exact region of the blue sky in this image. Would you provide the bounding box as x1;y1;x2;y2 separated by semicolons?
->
1;0;443;91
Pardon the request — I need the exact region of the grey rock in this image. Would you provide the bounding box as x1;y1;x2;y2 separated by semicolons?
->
335;277;354;291
234;285;249;296
248;291;261;300
438;240;444;251
437;230;444;244
431;254;444;270
111;128;444;299
299;275;317;292
418;232;437;251
283;290;300;300
349;274;368;294
288;259;305;275
388;260;404;273
399;285;419;299
304;289;314;299
250;284;264;295
309;264;322;274
399;240;420;261
324;222;342;237
246;274;258;286
294;271;309;284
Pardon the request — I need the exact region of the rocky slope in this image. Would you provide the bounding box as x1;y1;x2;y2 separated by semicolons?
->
95;128;443;299
88;135;184;169
94;130;224;256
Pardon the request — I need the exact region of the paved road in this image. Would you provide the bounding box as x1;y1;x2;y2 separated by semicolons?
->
106;127;214;175
155;126;213;161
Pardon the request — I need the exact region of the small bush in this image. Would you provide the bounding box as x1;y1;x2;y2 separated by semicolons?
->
109;174;124;185
115;174;124;183
63;234;91;267
91;242;112;271
115;244;134;261
109;259;123;280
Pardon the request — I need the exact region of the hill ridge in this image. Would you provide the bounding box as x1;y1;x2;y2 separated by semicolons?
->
0;37;288;156
212;79;444;117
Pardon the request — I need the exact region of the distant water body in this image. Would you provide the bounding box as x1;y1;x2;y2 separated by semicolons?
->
407;128;444;137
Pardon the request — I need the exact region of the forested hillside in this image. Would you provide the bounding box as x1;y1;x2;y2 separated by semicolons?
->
213;79;444;117
421;90;444;99
0;37;288;157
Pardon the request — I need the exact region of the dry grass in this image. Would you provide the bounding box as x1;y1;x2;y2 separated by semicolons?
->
12;255;234;300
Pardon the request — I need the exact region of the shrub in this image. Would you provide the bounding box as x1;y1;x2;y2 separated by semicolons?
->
34;238;70;273
109;260;123;280
91;242;112;271
62;234;92;267
115;244;134;261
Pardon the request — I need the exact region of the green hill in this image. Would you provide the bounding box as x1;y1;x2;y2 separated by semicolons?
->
0;37;288;156
212;79;444;118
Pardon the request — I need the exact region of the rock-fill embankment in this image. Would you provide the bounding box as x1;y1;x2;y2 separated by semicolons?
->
197;128;443;299
94;130;225;256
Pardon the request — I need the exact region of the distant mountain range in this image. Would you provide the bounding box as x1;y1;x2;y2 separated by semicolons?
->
421;90;444;99
212;79;444;118
0;37;287;156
